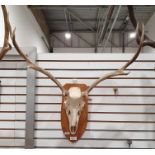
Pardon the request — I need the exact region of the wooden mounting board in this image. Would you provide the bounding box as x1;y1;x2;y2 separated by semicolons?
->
61;83;88;142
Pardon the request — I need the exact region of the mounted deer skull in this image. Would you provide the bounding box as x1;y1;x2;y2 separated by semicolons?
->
0;5;155;142
64;87;85;134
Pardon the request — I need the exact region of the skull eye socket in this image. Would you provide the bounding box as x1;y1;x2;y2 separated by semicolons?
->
68;110;71;115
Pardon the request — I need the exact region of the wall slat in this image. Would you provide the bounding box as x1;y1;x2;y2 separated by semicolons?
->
1;53;155;148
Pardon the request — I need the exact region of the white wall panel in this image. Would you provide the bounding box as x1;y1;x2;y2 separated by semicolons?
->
0;6;49;53
0;53;155;148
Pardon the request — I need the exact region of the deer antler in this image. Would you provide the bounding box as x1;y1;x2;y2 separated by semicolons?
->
86;23;144;93
0;5;66;95
10;28;66;94
127;6;155;48
0;6;11;59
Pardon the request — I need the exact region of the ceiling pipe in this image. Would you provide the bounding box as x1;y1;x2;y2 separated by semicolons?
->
98;6;115;45
97;7;110;44
97;8;105;38
102;6;122;52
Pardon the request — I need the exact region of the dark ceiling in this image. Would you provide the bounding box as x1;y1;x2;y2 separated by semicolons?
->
29;5;155;33
28;5;155;51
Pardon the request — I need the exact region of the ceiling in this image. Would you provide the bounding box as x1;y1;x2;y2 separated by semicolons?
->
29;5;155;51
29;5;155;32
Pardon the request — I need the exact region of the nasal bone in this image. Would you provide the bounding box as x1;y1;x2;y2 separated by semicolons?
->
71;126;76;133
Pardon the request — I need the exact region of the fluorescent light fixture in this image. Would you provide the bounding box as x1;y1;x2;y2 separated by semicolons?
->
65;32;71;39
129;32;136;39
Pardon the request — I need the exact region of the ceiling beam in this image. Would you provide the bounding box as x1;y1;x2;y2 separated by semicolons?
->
95;7;101;52
73;33;95;47
28;5;107;10
47;18;126;22
51;34;70;47
64;8;70;31
50;28;135;33
66;9;95;32
28;5;152;10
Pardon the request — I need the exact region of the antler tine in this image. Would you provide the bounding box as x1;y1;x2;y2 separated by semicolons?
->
128;6;155;48
10;22;66;95
121;23;144;70
0;5;12;60
1;5;66;95
86;23;144;93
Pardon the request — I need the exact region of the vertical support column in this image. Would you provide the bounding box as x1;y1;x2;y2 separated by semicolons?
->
122;31;125;53
25;48;37;149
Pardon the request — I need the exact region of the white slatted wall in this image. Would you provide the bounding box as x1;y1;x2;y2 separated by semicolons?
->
0;53;155;148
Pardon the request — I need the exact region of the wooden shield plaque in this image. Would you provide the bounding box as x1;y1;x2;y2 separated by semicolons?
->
61;83;88;142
